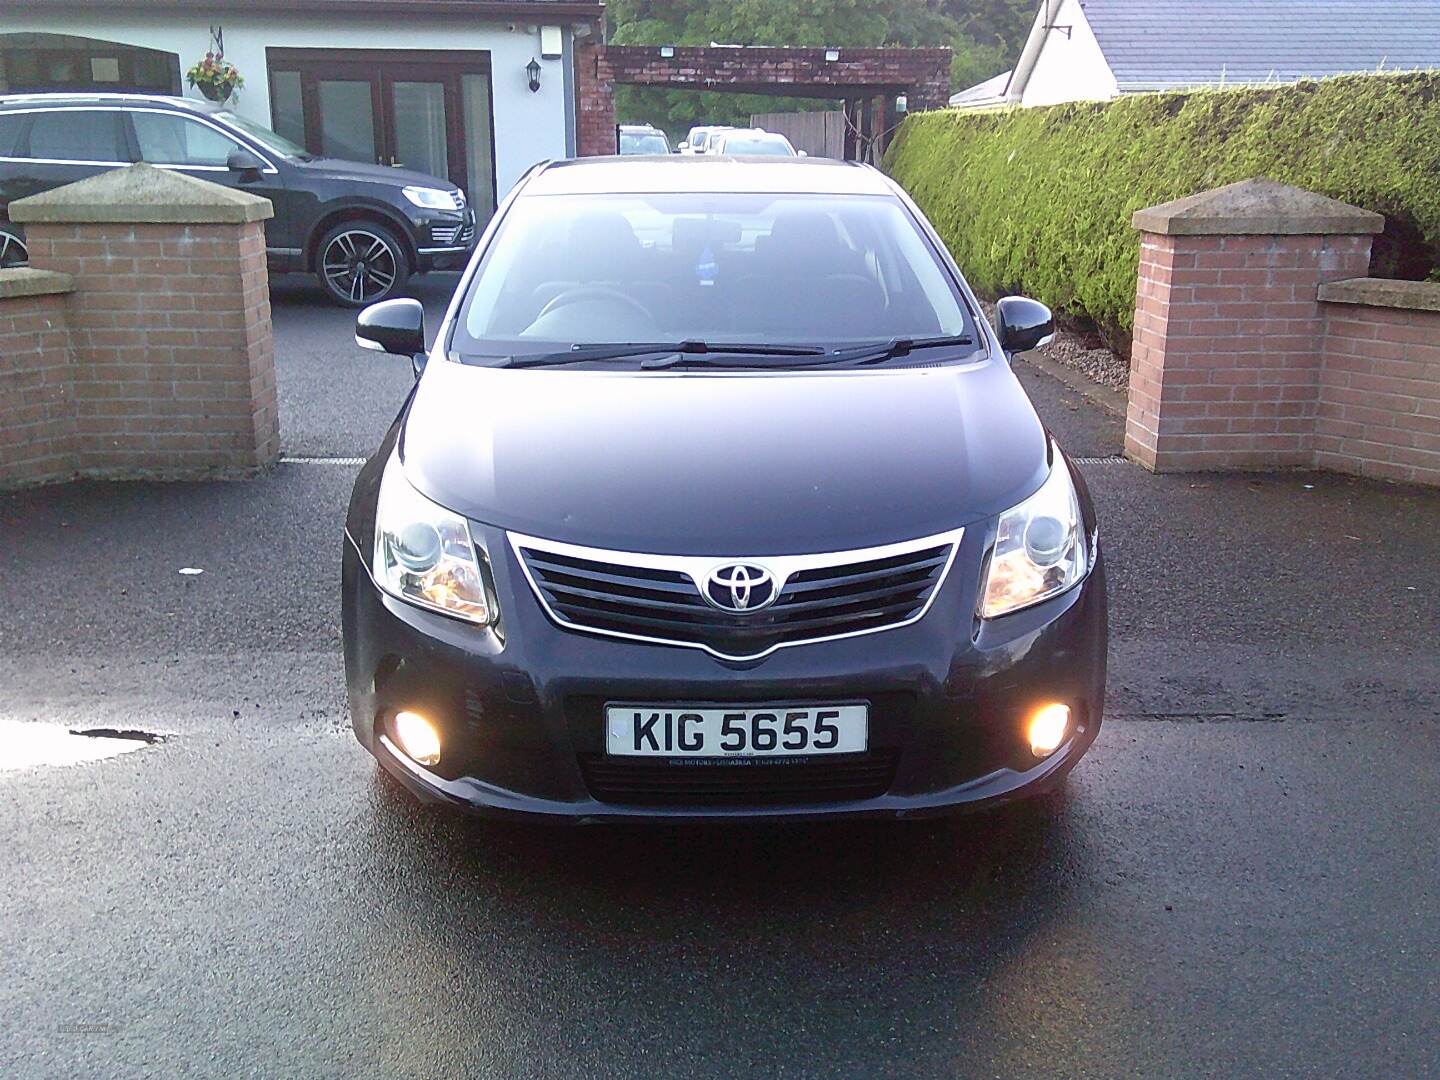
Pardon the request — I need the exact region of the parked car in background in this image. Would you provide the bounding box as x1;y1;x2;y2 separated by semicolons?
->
344;156;1105;822
678;125;732;154
710;128;801;156
617;124;672;155
0;93;477;305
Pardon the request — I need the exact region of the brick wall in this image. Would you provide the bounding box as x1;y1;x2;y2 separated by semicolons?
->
1127;232;1372;471
575;45;951;157
1315;284;1440;486
0;284;75;487
25;221;279;477
1;163;278;490
1125;179;1440;488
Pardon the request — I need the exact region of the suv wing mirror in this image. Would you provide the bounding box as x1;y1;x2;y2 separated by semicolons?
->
226;147;265;175
995;296;1056;357
356;298;426;375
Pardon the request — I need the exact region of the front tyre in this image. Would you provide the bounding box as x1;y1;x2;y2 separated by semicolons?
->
316;221;409;307
0;224;28;268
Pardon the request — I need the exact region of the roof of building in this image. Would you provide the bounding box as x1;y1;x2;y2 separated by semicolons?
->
526;157;895;197
1082;0;1440;91
949;69;1012;108
11;0;604;16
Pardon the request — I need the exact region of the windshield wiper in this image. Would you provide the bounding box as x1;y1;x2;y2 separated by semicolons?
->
643;334;977;371
493;340;824;369
810;334;977;368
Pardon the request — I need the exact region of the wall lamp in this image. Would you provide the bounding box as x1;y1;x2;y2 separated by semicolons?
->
527;57;541;93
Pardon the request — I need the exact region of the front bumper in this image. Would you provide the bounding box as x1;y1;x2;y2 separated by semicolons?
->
343;523;1107;824
412;206;477;271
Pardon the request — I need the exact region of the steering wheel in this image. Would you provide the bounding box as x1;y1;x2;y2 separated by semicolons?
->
537;286;655;324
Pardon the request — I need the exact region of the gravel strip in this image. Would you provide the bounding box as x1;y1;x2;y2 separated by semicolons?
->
978;300;1130;392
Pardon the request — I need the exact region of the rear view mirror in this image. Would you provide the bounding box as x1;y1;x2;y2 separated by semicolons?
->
356;299;426;373
226;147;264;174
995;296;1056;356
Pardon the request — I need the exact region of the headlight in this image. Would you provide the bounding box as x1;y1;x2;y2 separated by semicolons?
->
373;454;495;624
979;449;1088;619
401;186;462;211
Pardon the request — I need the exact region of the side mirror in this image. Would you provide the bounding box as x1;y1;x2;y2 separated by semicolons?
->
995;295;1056;356
797;149;809;157
226;147;264;175
677;141;689;151
356;299;426;373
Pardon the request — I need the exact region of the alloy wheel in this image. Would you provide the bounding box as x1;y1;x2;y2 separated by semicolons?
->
0;231;28;269
321;229;399;304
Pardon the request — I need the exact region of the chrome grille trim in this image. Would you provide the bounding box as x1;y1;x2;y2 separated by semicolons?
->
428;222;475;245
509;528;964;661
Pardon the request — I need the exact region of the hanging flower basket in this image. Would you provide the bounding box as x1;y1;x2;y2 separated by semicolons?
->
187;52;244;104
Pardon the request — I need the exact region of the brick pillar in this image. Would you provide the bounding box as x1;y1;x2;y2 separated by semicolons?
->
0;269;76;488
1125;179;1382;472
11;163;278;479
575;41;616;156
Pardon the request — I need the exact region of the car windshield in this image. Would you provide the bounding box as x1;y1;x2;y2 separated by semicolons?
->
619;132;670;154
719;136;793;156
213;110;312;159
453;192;974;364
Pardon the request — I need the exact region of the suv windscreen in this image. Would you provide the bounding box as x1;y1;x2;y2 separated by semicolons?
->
454;192;973;362
212;111;311;159
620;132;670;154
718;136;792;156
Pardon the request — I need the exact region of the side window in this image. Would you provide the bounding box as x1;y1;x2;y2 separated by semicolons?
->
132;112;243;167
25;110;130;163
0;114;26;157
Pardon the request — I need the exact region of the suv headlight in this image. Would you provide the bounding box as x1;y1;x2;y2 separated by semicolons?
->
401;186;463;211
980;449;1088;619
373;454;495;624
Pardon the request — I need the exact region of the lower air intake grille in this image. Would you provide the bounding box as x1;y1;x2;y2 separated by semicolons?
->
579;751;898;807
429;222;475;245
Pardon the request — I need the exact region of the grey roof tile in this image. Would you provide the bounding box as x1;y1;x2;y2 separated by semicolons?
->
1079;0;1440;88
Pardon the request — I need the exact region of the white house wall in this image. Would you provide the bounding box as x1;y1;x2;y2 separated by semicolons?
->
1;10;571;195
1019;0;1117;107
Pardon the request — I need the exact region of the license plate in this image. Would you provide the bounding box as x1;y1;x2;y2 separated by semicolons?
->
604;704;868;758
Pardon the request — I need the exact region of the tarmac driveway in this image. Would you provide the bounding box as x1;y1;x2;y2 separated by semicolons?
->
0;286;1436;1077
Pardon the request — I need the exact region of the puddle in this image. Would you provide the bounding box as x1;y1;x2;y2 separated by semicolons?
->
0;721;162;771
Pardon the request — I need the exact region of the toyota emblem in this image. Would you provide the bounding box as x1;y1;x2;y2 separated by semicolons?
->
704;563;776;613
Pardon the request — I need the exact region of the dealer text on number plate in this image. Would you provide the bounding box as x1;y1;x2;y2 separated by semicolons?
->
605;704;868;757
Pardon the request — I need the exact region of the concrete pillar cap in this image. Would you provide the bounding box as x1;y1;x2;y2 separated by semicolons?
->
10;162;273;225
1132;177;1383;237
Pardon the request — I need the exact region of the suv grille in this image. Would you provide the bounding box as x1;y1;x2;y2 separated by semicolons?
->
579;751;898;806
511;530;962;660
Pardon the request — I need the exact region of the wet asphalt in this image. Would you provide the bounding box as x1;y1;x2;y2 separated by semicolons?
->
1;274;1437;1078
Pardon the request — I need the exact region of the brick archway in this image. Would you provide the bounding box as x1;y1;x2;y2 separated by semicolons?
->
576;45;951;159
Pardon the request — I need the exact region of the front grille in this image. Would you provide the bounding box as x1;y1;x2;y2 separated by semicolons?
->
579;751;898;806
429;222;475;246
512;531;962;660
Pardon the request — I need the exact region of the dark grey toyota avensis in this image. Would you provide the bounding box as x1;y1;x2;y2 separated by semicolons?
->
342;155;1106;823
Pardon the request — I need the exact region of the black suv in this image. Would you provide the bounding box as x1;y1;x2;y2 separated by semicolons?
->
0;93;477;305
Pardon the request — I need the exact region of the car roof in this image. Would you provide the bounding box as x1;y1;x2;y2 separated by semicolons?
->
0;92;215;113
525;156;893;196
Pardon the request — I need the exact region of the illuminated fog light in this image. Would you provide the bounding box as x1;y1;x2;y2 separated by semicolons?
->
1028;703;1070;758
394;710;441;766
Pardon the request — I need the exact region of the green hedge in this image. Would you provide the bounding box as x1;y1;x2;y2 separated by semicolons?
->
885;71;1440;351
